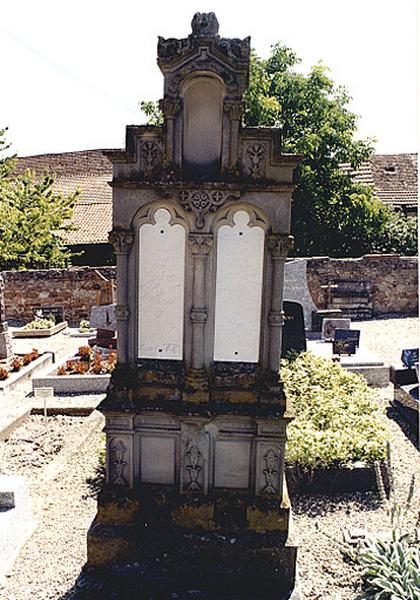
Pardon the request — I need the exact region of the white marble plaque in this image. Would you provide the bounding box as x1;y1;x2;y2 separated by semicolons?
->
214;440;251;489
138;209;185;359
140;436;175;484
214;211;264;362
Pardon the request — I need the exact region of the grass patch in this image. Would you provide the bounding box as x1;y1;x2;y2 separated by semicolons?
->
281;352;388;469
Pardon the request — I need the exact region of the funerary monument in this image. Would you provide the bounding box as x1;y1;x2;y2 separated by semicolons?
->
88;13;301;597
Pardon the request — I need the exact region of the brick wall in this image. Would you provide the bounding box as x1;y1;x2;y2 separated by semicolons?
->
306;255;418;316
2;266;116;325
2;255;418;326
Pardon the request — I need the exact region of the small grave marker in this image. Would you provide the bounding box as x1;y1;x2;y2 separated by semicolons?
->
334;328;361;348
321;318;350;341
401;348;419;369
34;387;54;425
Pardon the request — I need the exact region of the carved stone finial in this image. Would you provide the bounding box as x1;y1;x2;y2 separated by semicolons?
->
191;12;219;37
267;234;294;259
108;229;134;254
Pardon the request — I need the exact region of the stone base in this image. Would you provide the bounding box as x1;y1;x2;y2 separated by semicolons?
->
87;484;297;596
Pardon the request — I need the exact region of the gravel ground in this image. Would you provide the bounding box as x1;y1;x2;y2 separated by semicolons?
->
0;317;418;600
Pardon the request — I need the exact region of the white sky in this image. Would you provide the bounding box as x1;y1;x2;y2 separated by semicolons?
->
1;0;417;157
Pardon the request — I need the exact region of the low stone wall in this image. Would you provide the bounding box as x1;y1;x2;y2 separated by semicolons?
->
2;267;116;325
306;255;418;316
2;255;417;326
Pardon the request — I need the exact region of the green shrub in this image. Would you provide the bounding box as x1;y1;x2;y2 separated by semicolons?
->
281;352;387;468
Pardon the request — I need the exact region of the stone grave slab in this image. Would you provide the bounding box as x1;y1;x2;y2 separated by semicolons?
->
0;474;36;583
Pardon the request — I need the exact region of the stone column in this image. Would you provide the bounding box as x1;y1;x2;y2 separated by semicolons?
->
160;97;181;165
108;229;134;364
185;233;213;400
0;274;12;361
224;99;244;169
267;234;294;372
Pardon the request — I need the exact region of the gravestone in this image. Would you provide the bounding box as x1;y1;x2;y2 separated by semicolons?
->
87;14;300;597
334;328;361;347
284;259;318;329
89;304;117;349
321;317;351;341
282;301;306;357
0;275;13;362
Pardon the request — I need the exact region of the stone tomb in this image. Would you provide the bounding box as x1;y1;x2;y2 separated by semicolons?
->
88;13;300;596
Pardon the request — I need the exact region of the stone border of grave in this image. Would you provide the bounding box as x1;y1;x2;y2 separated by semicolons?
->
32;362;110;394
12;321;68;338
0;353;53;396
286;461;390;495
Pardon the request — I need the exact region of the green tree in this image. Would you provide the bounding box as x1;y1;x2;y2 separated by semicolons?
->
244;44;407;257
0;128;78;270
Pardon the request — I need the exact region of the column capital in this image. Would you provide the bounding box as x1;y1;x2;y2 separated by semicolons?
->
188;233;213;257
224;98;245;121
108;229;134;254
159;96;182;119
267;233;294;259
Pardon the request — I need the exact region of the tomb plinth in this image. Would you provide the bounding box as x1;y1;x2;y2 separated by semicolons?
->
88;12;301;596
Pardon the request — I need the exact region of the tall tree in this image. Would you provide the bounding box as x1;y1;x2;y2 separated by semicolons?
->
0;128;78;270
244;45;397;257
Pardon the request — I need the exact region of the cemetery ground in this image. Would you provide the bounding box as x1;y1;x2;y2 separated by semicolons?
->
0;317;418;600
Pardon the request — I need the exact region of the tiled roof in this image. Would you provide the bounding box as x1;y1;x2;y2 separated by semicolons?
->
15;150;113;245
343;153;418;207
15;150;417;247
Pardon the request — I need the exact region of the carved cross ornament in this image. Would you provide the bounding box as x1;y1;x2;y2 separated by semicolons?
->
108;229;134;254
178;190;240;229
267;233;294;259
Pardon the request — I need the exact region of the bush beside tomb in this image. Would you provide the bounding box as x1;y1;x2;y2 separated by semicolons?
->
282;352;388;492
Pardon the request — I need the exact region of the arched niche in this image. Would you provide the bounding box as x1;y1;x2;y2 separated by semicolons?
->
182;75;225;180
213;209;266;363
138;207;186;360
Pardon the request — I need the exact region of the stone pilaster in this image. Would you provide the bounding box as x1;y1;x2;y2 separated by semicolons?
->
160;97;182;165
108;229;134;364
267;234;294;372
185;233;213;400
224;99;244;169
